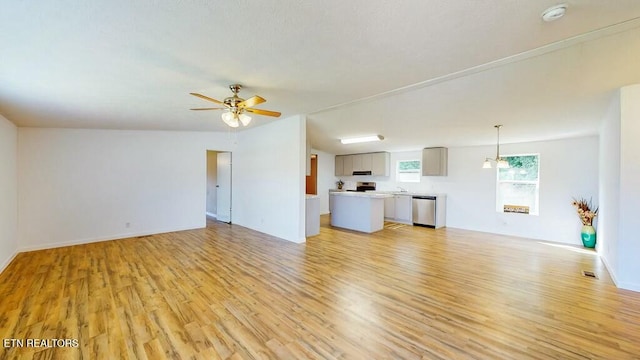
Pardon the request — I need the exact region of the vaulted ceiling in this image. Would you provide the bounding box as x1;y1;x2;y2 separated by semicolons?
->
1;1;639;154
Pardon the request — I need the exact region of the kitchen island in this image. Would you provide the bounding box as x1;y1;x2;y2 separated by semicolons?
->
329;192;392;233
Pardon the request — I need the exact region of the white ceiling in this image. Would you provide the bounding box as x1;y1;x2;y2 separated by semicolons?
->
1;1;640;155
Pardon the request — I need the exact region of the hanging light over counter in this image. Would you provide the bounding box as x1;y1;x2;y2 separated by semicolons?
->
483;125;510;169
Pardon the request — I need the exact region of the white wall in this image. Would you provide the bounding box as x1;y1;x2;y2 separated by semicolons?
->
233;115;307;243
598;90;621;284
18;128;235;251
444;137;598;245
330;136;599;244
206;150;218;217
312;148;335;214
617;84;640;291
0;115;18;272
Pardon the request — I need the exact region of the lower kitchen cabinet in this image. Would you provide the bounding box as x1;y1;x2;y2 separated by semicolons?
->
394;195;412;223
384;196;395;218
384;194;412;224
383;193;447;228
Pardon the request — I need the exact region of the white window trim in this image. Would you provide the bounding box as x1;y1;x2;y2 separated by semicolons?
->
496;153;540;216
396;159;421;183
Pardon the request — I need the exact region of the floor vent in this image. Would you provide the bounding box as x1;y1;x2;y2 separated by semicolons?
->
582;270;598;278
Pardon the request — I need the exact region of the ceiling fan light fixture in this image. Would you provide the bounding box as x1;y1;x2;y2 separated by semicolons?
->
190;83;280;127
239;113;251;126
221;111;239;128
483;159;492;169
340;135;384;144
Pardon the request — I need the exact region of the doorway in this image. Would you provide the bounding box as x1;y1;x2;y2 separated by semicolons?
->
206;150;232;223
306;154;317;195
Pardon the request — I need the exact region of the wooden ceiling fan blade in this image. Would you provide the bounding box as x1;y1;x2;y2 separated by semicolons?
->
190;93;225;105
246;108;281;117
238;95;265;108
190;107;225;111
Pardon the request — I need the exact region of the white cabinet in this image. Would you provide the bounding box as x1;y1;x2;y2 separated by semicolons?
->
384;196;395;219
343;155;354;176
384;194;412;223
329;191;334;213
334;152;389;176
371;152;390;176
394;195;413;223
351;153;372;172
352;154;363;171
335;156;344;176
360;153;373;171
422;147;448;176
305;196;320;237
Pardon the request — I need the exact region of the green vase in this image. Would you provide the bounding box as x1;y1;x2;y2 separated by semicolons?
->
581;225;596;248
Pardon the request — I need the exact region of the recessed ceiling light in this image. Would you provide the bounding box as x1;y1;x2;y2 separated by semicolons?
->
542;4;567;22
340;135;384;144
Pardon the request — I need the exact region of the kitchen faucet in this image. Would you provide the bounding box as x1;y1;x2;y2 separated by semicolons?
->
397;187;407;192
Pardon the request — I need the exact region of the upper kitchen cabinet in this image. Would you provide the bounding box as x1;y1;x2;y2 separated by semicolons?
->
371;152;390;176
422;147;448;176
335;155;344;176
352;154;363;172
360;153;373;172
334;152;389;176
342;155;354;175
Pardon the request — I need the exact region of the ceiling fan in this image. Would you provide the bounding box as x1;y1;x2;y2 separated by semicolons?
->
190;84;281;128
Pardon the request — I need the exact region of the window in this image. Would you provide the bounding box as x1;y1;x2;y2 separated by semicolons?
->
397;160;421;183
496;154;539;215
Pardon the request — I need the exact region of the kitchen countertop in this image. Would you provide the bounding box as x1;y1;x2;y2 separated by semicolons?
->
329;191;392;199
329;189;445;197
366;191;446;197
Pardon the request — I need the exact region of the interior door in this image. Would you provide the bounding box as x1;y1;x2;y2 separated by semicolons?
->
216;152;232;223
305;154;318;195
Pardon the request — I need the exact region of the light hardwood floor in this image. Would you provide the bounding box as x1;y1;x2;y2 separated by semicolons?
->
1;215;640;359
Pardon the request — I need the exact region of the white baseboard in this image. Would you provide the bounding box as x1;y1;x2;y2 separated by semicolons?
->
600;254;618;286
0;251;18;275
618;281;640;293
602;255;640;293
206;212;217;219
17;224;205;253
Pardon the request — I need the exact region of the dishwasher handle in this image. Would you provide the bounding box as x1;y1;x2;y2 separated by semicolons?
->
412;195;436;200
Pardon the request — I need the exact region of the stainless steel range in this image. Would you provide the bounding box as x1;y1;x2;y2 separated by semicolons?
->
346;181;376;192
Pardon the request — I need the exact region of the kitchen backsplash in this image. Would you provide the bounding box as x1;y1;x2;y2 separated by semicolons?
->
335;176;443;193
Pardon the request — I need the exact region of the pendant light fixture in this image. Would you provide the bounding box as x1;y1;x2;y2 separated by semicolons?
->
483;125;510;169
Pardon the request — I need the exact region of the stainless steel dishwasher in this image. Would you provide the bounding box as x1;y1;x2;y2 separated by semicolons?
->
412;195;436;227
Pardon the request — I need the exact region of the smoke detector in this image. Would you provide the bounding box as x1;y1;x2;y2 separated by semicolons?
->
542;4;567;22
